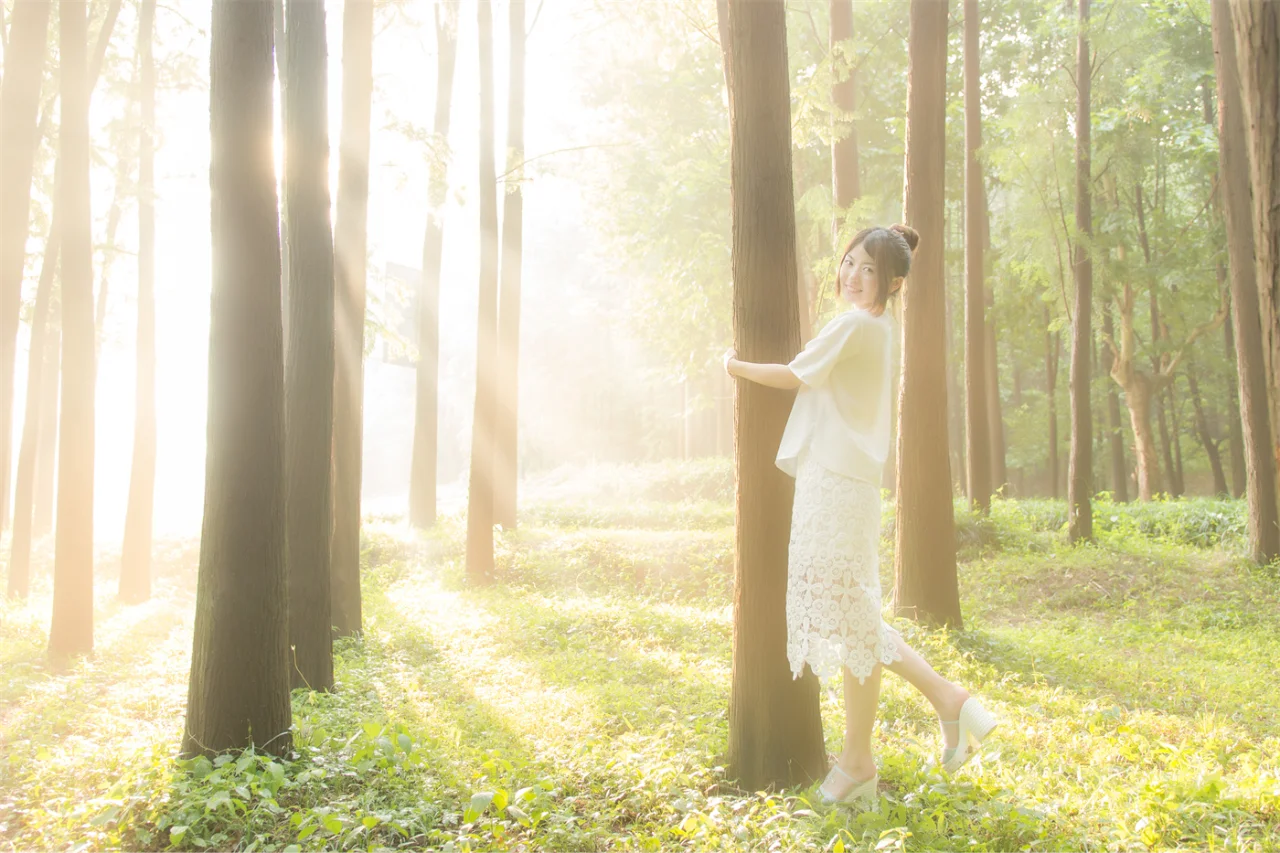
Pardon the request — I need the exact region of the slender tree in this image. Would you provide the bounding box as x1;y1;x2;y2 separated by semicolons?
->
1045;307;1060;497
1213;0;1278;561
985;285;1007;494
410;0;459;530
119;0;157;603
183;0;291;758
49;0;94;662
34;326;59;537
1224;312;1247;497
466;0;499;582
494;0;526;531
332;0;374;634
829;0;858;244
1102;306;1128;501
1184;354;1229;495
283;0;335;692
720;0;825;792
0;0;51;534
894;0;960;626
962;0;990;513
1067;0;1092;543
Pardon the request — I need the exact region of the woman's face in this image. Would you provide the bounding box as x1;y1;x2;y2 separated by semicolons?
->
839;243;880;311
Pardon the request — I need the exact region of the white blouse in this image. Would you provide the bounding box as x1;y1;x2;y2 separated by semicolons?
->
775;307;897;485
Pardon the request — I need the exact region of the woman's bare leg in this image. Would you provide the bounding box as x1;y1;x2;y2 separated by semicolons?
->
823;663;881;797
884;632;969;748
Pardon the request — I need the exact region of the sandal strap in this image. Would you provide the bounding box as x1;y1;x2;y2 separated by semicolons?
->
827;763;856;783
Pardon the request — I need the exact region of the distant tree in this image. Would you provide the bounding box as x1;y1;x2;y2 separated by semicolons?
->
719;0;826;792
985;283;1007;494
1067;0;1092;543
119;0;158;604
1045;306;1060;498
963;0;991;513
49;0;95;662
1213;0;1278;561
894;0;961;627
183;0;291;758
494;0;526;531
466;0;499;583
0;0;51;534
34;326;58;537
332;0;374;635
410;0;459;530
283;0;335;691
1102;306;1128;501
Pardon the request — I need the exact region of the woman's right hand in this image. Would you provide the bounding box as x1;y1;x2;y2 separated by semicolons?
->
722;347;737;377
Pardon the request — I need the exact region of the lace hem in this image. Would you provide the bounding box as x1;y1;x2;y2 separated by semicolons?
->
788;621;905;686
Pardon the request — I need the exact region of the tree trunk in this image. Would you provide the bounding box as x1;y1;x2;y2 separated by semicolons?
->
49;0;95;663
119;0;157;604
283;0;335;692
1136;182;1176;495
985;284;1007;494
894;0;960;627
409;0;458;530
1103;306;1128;501
183;0;291;758
1223;299;1247;498
0;0;51;534
1046;307;1059;498
6;209;57;599
829;0;859;244
273;0;289;351
1124;375;1162;502
494;0;525;531
1214;0;1278;560
1068;0;1093;542
1169;379;1185;493
962;0;990;513
466;0;499;583
332;0;373;635
721;0;825;792
1186;355;1229;495
34;326;59;537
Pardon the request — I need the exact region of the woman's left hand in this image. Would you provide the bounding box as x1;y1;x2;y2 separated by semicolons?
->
722;347;737;377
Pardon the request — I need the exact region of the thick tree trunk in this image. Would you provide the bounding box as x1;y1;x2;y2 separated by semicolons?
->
1124;377;1162;502
34;326;58;537
1068;0;1093;542
962;0;990;513
332;0;373;635
183;0;291;758
494;0;525;531
283;0;335;692
49;0;95;662
1214;0;1278;560
410;0;458;530
1103;307;1128;501
721;0;825;792
6;212;57;599
829;0;858;244
1225;302;1247;497
119;0;157;604
466;0;499;583
273;0;289;349
894;0;961;627
0;0;51;533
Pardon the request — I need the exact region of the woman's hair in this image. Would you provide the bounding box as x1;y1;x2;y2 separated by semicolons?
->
837;224;920;315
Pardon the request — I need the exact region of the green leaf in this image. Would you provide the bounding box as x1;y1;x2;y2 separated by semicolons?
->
464;791;495;823
323;816;343;834
506;805;531;828
493;789;509;812
397;733;413;753
170;826;189;845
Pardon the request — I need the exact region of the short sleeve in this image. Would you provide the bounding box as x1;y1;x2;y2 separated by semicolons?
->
788;310;871;388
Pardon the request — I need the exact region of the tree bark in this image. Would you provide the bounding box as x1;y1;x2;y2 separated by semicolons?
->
466;0;499;583
0;0;51;534
984;284;1007;494
1103;306;1128;501
1068;0;1093;542
332;0;373;635
183;0;291;758
1224;301;1247;497
494;0;525;531
721;0;825;792
1214;0;1278;560
273;0;290;350
410;0;458;530
1185;355;1229;495
119;0;157;604
894;0;960;627
829;0;859;244
962;0;990;513
49;0;95;662
283;0;335;692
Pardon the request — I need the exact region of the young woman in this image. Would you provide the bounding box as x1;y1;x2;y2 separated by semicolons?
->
723;224;997;808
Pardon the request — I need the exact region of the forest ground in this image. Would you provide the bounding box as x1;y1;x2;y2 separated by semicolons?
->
1;461;1279;852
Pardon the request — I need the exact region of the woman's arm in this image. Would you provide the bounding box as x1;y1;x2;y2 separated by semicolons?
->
724;350;803;390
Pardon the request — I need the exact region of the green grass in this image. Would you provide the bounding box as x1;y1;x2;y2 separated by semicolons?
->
1;463;1278;851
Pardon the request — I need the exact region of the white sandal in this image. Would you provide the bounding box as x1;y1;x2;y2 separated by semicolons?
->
817;763;878;808
939;697;998;773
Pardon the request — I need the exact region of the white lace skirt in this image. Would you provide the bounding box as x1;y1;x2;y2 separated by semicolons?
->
787;453;904;686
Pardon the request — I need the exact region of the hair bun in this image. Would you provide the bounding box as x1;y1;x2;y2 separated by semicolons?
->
890;224;920;252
